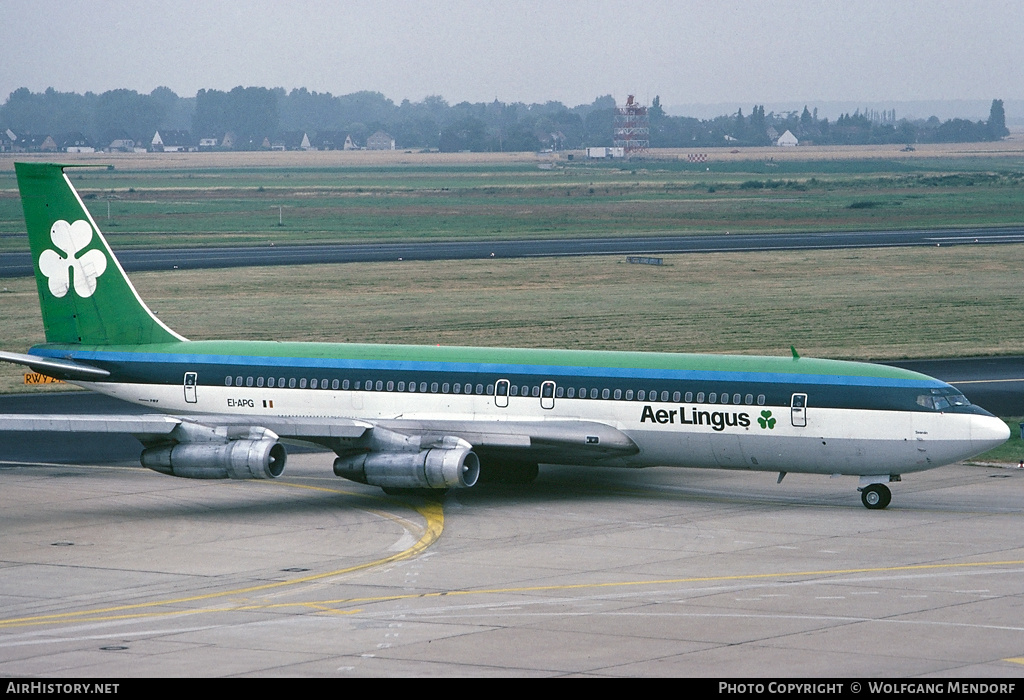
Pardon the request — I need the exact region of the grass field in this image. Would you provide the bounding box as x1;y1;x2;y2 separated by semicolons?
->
3;242;1023;391
1;145;1023;250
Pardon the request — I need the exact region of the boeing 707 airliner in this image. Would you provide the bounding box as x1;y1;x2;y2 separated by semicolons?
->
0;163;1009;508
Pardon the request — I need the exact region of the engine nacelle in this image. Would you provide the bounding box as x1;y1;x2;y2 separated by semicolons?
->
141;439;287;480
333;446;480;489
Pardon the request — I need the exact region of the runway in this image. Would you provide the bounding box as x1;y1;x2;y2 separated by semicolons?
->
3;225;1024;277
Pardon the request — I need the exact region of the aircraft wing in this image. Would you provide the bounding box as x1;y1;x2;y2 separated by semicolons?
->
0;413;372;442
0;412;636;467
374;418;638;462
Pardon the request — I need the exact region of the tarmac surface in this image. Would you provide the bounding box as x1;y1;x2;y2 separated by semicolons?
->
0;454;1021;677
0;355;1022;677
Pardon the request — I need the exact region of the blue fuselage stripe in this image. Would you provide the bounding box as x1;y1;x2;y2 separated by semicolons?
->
34;348;942;390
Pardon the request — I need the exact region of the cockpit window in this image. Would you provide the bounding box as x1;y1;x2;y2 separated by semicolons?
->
917;388;971;410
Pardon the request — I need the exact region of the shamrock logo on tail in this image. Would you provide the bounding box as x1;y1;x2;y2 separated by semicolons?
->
38;219;108;298
757;410;776;429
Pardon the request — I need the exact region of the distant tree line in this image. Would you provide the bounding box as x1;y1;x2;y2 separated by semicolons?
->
0;86;1010;152
669;98;1010;147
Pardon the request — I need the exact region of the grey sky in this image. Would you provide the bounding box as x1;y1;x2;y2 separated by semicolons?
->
2;0;1021;110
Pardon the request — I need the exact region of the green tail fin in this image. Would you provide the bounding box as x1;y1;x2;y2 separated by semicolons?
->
15;162;185;345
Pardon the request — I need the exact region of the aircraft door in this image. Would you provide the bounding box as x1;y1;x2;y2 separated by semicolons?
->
791;393;807;427
495;379;510;408
184;372;198;404
540;380;556;410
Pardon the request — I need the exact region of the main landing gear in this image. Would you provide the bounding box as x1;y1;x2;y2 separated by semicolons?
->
859;483;892;510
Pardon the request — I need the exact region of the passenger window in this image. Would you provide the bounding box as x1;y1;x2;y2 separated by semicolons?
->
387;381;394;391
475;384;484;394
289;378;296;388
673;391;680;402
300;378;307;389
745;394;753;405
257;377;264;387
268;377;276;388
310;379;318;389
533;386;540;397
625;389;634;400
602;388;610;399
235;376;243;386
637;390;645;401
757;394;765;405
442;383;449;393
333;379;340;390
342;379;350;390
709;393;717;403
660;390;669;402
225;376;232;386
421;382;428;392
614;389;622;400
567;387;575;398
685;392;693;402
696;392;705;402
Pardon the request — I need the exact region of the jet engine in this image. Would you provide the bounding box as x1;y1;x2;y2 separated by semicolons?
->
333;441;479;489
141;439;287;480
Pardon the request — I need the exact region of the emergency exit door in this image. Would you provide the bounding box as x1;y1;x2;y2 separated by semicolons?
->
791;393;807;427
184;372;198;403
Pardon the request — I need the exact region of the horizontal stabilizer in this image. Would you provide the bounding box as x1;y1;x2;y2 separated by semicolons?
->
0;350;110;380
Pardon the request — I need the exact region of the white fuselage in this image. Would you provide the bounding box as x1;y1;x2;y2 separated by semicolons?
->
85;377;1007;478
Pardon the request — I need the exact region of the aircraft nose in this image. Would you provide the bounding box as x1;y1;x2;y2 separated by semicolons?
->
971;415;1010;453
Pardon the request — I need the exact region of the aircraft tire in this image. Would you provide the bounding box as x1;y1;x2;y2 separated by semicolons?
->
860;483;891;510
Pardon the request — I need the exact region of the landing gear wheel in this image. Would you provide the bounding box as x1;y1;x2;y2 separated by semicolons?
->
860;483;891;510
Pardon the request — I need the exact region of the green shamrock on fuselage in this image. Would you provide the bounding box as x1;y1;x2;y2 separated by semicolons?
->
757;410;776;429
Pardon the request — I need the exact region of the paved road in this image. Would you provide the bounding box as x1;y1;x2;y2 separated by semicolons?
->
4;225;1024;277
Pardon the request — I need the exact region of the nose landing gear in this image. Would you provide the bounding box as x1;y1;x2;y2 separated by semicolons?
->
859;483;892;509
